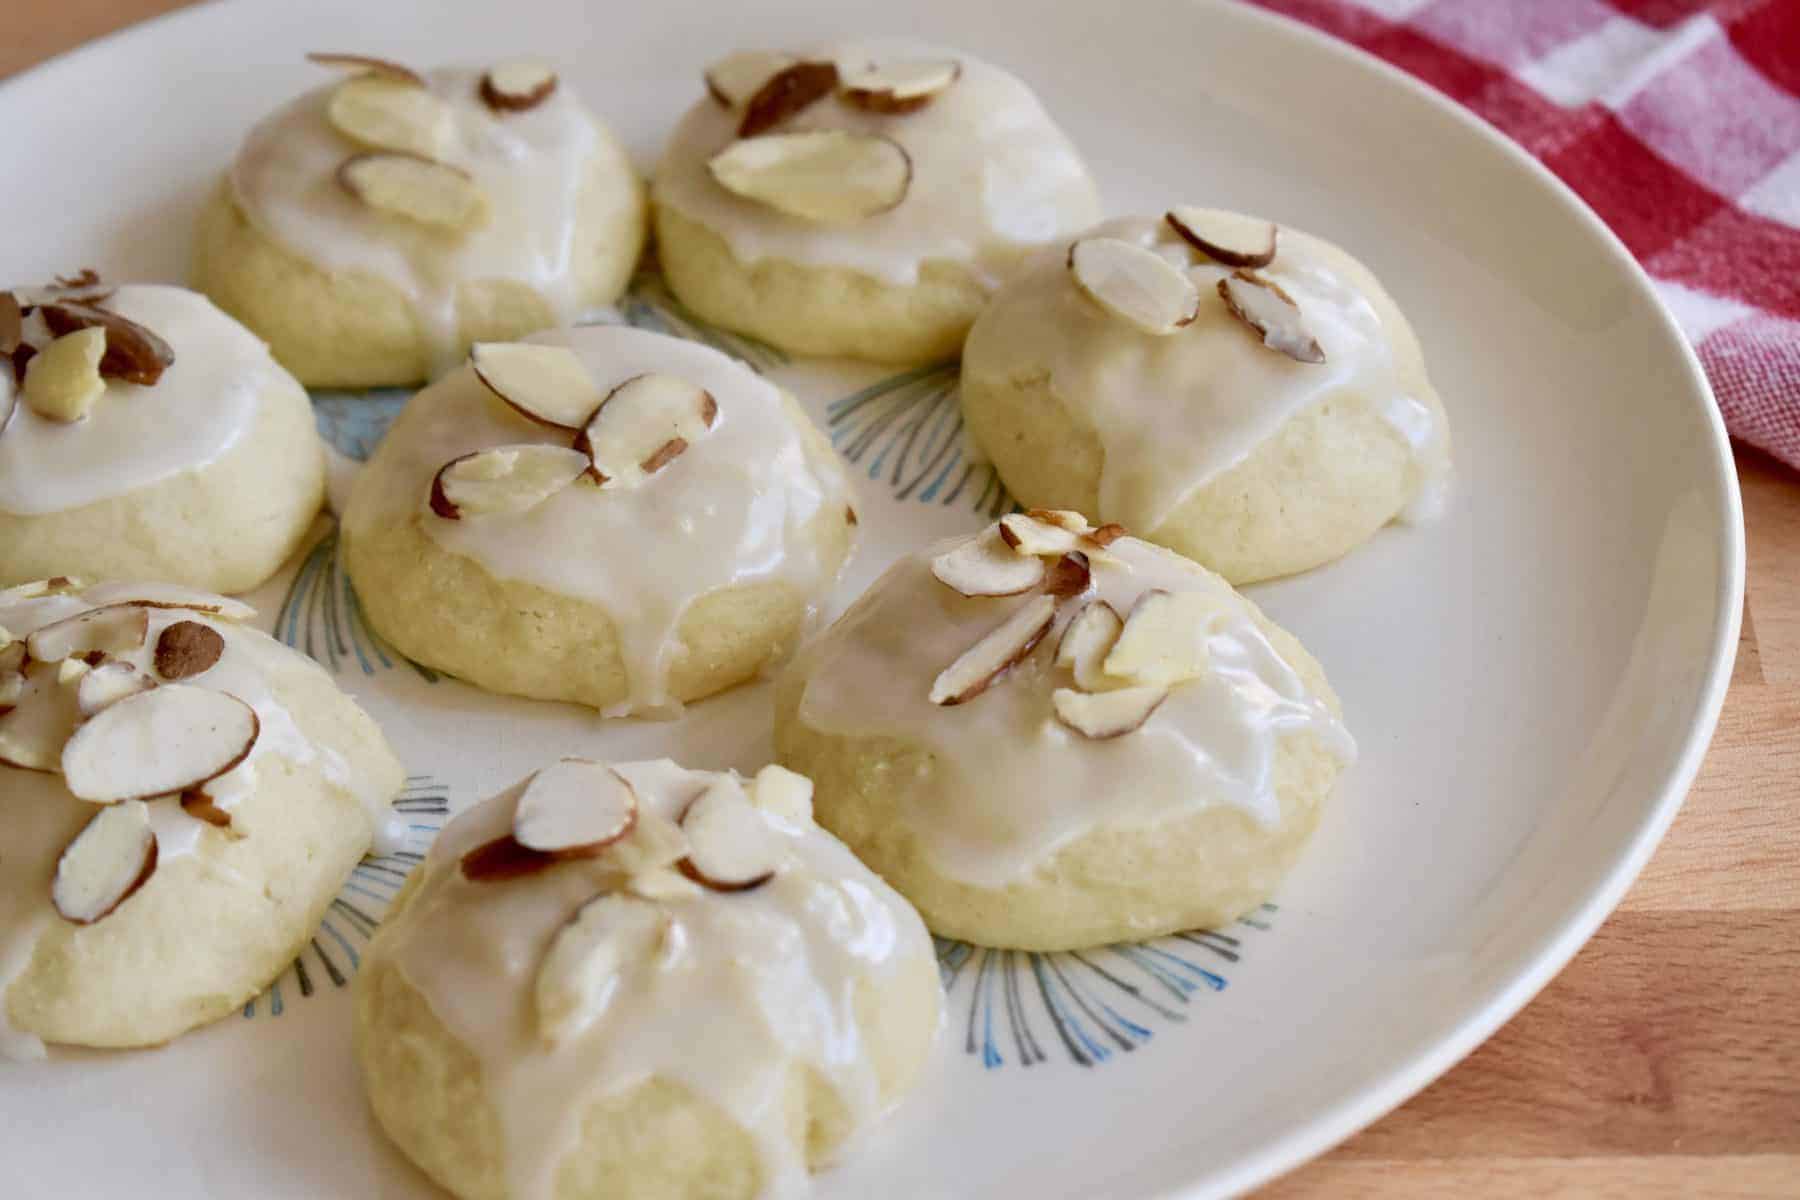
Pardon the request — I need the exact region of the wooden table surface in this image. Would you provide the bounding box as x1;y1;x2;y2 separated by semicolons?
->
7;3;1799;1195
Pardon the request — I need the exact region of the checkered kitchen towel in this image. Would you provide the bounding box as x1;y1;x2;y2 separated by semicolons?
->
1246;0;1800;470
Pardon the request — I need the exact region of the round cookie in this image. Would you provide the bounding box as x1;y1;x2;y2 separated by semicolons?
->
959;211;1453;584
0;578;405;1055
341;325;857;716
0;282;325;593
774;510;1356;950
652;39;1100;364
194;54;647;388
356;757;940;1200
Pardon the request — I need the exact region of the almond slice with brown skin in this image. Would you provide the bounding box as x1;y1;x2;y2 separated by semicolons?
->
535;892;668;1045
306;52;425;86
1052;684;1169;739
1165;208;1278;269
512;759;639;859
39;302;175;385
738;59;839;136
1055;599;1125;691
76;661;154;716
12;277;116;310
429;444;590;519
26;603;149;664
80;582;255;623
708;130;912;224
998;512;1089;558
1090;523;1128;547
469;342;604;431
339;153;488;231
52;800;157;924
481;59;558;112
21;327;106;422
1217;271;1325;364
677;777;781;892
327;75;452;158
575;373;717;488
1103;589;1223;686
154;621;225;681
929;592;1057;706
1043;551;1092;599
179;788;234;830
0;663;82;771
460;834;556;882
61;685;259;805
0;292;22;353
705;50;797;108
840;59;960;113
1069;237;1201;335
931;526;1045;598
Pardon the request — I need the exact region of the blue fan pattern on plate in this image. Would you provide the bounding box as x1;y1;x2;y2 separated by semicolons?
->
825;363;1012;517
275;527;438;682
310;388;413;463
243;776;449;1018
937;905;1274;1068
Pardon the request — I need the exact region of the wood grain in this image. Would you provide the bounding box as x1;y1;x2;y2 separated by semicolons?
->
6;4;1798;1196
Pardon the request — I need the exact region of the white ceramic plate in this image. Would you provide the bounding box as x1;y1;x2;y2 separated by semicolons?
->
0;1;1742;1196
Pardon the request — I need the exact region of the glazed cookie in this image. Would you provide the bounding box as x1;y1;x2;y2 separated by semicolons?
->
356;757;940;1200
341;325;857;716
960;211;1452;583
0;279;325;593
774;510;1356;950
0;578;405;1056
194;53;647;387
652;39;1101;364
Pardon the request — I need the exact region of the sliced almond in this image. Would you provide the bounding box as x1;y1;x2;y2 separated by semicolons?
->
627;866;704;902
0;291;21;353
61;685;259;805
1055;600;1125;691
57;658;92;686
339;152;489;232
51;801;157;924
1102;589;1223;686
0;352;15;435
931;527;1045;598
1165;208;1278;269
1069;237;1201;336
708;130;911;225
512;760;639;858
428;444;589;519
1052;684;1168;739
535;892;667;1045
575;373;717;488
77;661;154;716
1090;522;1127;547
752;763;814;825
1024;508;1091;534
306;52;425;87
470;342;603;431
179;788;234;830
608;807;691;880
39;302;176;386
327;75;452;158
0;664;82;771
998;512;1086;558
460;834;555;882
26;604;149;665
80;581;255;623
1043;551;1092;599
677;778;781;892
705;50;797;108
12;275;115;310
1217;271;1325;364
738;59;839;137
22;327;107;423
0;577;82;604
840;59;960;113
481;59;558;112
154;621;225;681
929;593;1057;706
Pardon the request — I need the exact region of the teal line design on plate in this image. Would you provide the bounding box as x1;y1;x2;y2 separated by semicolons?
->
274;526;438;683
935;904;1272;1068
613;271;789;373
824;362;1013;518
243;776;449;1019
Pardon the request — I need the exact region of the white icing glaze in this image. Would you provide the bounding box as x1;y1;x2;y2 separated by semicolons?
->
230;65;612;375
795;534;1355;888
342;325;855;718
0;584;396;1059
370;758;937;1200
0;286;289;516
654;38;1101;288
961;214;1452;533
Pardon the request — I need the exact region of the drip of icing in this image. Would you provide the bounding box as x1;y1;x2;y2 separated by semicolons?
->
373;759;935;1200
961;215;1453;533
0;286;284;516
653;38;1101;288
795;536;1356;887
342;325;854;717
230;66;609;376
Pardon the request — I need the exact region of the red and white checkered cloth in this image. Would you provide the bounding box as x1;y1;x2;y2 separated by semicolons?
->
1246;0;1800;470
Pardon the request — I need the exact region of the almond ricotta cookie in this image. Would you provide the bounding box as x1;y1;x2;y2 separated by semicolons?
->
0;279;325;593
652;39;1101;364
774;510;1356;950
341;325;857;716
959;211;1453;583
194;53;647;388
356;757;940;1200
0;578;405;1056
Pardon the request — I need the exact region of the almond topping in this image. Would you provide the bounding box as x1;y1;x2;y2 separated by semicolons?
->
26;604;148;664
61;685;259;805
1068;237;1201;336
751;763;814;825
21;327;106;422
0;291;21;353
575;373;717;488
0;365;14;436
512;759;639;858
428;444;589;519
1102;589;1223;686
12;274;116;310
1165;208;1278;269
76;661;154;716
708;130;912;224
460;834;555;882
79;582;255;623
306;52;425;86
738;59;839;137
1055;600;1125;691
154;621;225;681
1090;523;1128;547
1217;271;1325;364
840;58;960;113
0;664;82;772
929;593;1056;706
339;152;489;231
998;512;1088;558
52;801;157;924
535;893;668;1045
705;50;797;108
179;788;234;830
470;342;603;431
1043;551;1092;599
327;75;452;158
481;59;558;112
677;778;781;892
39;302;176;385
1052;684;1169;739
931;526;1045;598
